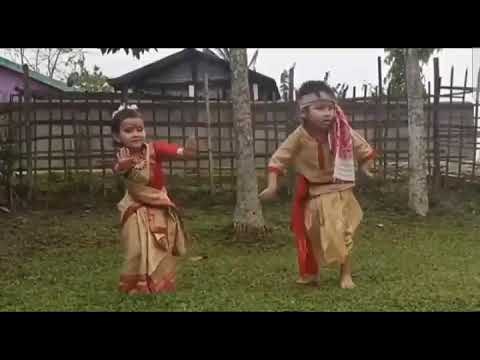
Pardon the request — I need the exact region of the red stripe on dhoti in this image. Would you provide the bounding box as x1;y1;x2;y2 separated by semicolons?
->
291;175;318;277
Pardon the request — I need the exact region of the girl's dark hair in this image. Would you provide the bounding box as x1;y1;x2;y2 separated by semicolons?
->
298;80;336;99
111;108;143;135
111;107;143;147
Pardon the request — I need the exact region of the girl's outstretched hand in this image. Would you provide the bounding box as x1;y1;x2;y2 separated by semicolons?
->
184;136;198;152
116;147;135;172
185;136;208;153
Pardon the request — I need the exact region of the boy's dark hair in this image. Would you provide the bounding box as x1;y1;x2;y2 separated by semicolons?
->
111;107;143;147
297;80;336;99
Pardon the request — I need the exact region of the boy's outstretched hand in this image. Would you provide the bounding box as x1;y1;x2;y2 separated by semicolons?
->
360;159;375;178
259;171;280;201
259;186;277;201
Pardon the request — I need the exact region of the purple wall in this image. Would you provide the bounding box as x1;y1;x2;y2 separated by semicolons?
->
0;67;59;102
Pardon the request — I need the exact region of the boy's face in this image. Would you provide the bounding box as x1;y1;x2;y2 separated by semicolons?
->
304;100;335;130
114;117;146;149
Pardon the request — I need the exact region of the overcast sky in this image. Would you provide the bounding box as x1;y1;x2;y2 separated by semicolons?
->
83;48;478;97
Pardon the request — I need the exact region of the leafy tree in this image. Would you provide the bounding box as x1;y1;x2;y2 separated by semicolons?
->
384;48;440;97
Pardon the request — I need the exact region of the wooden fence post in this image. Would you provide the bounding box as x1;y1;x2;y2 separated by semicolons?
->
22;64;33;202
286;65;296;196
204;73;215;194
472;67;480;180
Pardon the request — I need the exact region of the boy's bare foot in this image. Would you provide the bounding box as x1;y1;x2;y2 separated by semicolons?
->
340;276;356;289
340;255;355;289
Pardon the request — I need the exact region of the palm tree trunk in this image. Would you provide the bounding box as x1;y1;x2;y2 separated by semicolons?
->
405;48;429;216
229;48;266;239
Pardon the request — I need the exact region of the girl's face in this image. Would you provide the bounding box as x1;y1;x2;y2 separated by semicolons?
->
114;117;146;149
303;101;335;130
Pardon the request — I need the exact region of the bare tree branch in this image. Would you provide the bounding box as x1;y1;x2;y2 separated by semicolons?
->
1;48;87;81
49;48;64;79
34;49;41;73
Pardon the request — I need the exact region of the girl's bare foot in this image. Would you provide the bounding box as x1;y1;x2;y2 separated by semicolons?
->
296;275;318;286
340;276;356;289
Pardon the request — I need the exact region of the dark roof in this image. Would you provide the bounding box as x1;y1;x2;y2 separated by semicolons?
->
108;48;280;99
0;56;74;92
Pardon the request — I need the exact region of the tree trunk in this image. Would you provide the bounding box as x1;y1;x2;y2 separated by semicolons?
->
229;48;266;239
405;48;429;216
19;49;25;65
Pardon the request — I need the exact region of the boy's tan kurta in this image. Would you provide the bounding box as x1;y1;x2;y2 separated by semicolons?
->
269;125;375;266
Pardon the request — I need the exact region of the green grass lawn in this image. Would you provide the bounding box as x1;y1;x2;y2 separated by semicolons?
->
1;183;480;311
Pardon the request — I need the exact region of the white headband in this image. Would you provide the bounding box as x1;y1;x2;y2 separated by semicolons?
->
298;91;336;110
112;103;139;118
